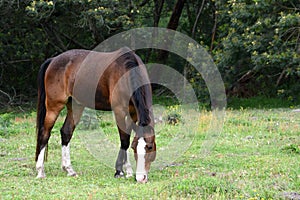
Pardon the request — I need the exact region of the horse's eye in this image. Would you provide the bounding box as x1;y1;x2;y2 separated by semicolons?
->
146;143;153;150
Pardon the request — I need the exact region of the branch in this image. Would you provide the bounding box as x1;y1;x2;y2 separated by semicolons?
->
52;26;91;49
210;19;217;52
275;1;300;11
51;27;67;51
0;89;13;103
192;0;205;39
153;0;165;27
276;69;286;87
7;59;31;64
237;70;255;83
42;24;67;51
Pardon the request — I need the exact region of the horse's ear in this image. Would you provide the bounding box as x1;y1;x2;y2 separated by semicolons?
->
131;136;138;151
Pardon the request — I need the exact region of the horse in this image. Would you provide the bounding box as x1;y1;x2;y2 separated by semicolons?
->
35;47;156;183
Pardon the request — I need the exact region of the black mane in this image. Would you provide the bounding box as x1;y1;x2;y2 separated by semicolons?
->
117;51;152;127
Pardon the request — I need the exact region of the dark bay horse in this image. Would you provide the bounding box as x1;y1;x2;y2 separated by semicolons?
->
35;47;156;183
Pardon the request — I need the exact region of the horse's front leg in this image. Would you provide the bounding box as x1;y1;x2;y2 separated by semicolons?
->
114;128;131;178
114;149;133;178
114;110;133;178
114;148;126;178
124;150;133;178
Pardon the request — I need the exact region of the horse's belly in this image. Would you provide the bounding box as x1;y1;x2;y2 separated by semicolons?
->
72;91;111;111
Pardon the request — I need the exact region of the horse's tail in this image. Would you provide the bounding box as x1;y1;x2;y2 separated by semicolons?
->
35;58;52;161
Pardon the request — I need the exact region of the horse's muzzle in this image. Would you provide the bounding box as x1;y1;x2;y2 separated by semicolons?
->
136;174;148;183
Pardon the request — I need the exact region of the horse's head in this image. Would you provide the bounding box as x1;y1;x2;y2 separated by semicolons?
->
131;127;156;183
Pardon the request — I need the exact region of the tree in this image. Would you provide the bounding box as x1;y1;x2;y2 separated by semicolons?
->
214;0;300;99
0;0;134;108
157;0;186;64
1;0;299;109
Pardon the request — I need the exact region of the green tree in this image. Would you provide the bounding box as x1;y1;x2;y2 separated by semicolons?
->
1;0;299;109
214;0;300;99
0;0;134;108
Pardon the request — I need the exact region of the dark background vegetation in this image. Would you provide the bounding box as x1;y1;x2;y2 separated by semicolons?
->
0;0;299;110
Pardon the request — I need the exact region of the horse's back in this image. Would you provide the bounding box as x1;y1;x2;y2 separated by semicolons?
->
43;48;142;109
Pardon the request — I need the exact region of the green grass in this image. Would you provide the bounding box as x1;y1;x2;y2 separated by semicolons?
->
227;96;299;109
0;101;299;199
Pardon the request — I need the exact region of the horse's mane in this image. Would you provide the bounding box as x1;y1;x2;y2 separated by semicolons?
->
116;51;152;127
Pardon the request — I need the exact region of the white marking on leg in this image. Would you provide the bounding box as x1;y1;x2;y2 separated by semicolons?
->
62;143;77;176
136;137;148;183
124;150;133;178
36;146;46;178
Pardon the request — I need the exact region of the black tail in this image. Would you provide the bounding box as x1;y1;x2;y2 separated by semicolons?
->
35;58;52;161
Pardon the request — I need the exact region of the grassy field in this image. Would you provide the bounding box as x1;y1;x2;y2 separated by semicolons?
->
0;98;299;199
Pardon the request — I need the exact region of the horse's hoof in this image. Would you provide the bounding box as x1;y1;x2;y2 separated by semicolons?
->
36;174;46;179
125;168;133;178
114;170;124;178
126;173;133;178
62;166;77;177
67;172;78;177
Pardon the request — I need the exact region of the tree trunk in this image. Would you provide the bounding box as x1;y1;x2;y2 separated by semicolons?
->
154;0;164;27
157;0;186;64
145;0;165;63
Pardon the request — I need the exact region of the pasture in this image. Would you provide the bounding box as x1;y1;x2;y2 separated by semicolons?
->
0;97;299;199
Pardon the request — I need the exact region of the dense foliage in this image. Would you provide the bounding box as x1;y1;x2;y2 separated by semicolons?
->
0;0;299;108
215;0;300;99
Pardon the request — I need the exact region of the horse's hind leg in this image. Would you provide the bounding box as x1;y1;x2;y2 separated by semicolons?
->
36;103;65;178
60;99;83;176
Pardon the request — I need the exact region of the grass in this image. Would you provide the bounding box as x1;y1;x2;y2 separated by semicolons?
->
227;96;299;109
0;98;299;199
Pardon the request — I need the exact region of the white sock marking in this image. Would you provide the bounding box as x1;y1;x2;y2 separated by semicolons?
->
62;143;77;176
36;146;46;178
62;143;71;167
124;150;133;178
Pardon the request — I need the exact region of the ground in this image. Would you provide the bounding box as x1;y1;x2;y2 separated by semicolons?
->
0;99;299;199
